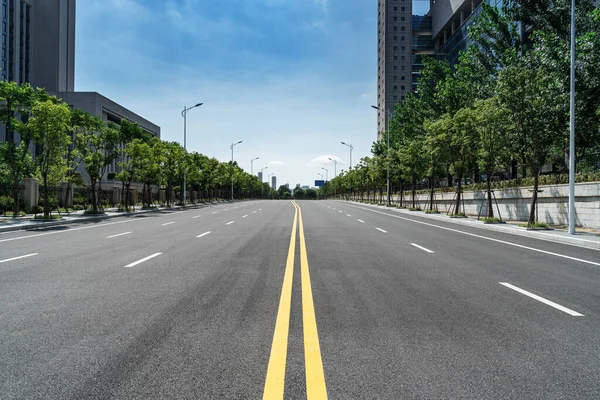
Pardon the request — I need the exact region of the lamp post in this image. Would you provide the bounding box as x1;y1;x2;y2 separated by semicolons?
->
328;158;338;177
341;142;353;169
260;167;268;182
251;157;260;176
181;103;203;204
260;167;268;198
371;105;392;206
230;140;243;201
568;0;576;234
321;167;328;182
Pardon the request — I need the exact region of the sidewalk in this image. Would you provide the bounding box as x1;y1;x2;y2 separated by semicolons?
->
342;200;600;251
0;201;235;233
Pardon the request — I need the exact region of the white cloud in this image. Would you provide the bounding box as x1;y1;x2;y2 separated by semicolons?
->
307;155;343;167
269;160;286;166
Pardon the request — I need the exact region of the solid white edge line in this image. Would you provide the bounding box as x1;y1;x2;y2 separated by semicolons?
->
226;221;235;225
344;203;600;268
376;228;387;233
0;253;39;264
106;232;131;239
499;282;584;316
124;252;162;268
161;222;175;226
411;243;434;254
358;219;365;223
197;231;212;238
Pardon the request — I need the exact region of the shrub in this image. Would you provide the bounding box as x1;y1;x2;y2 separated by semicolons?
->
482;217;503;224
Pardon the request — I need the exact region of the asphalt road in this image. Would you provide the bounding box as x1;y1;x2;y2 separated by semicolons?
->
1;199;599;399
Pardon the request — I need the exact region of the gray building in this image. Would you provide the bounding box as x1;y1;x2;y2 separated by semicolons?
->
258;172;263;182
376;0;413;140
271;175;276;190
1;0;75;90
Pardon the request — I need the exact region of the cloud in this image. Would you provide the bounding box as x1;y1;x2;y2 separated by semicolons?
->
307;155;343;167
269;160;286;166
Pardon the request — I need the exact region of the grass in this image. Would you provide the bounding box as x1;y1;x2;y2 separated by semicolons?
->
2;211;26;217
58;208;73;213
408;207;422;211
425;210;440;214
83;210;106;215
448;213;467;218
520;221;551;229
34;215;63;220
482;217;504;224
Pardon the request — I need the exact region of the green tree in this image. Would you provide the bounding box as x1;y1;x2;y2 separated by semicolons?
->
293;187;305;199
28;99;71;218
474;97;512;218
0;81;37;214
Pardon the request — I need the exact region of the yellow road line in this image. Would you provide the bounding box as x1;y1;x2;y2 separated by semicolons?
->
294;200;328;399
263;202;298;399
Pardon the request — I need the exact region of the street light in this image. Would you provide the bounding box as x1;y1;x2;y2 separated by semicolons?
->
260;167;268;198
371;105;392;206
251;157;260;176
230;140;243;201
328;158;338;177
321;167;329;182
568;0;576;234
181;103;203;204
341;142;353;169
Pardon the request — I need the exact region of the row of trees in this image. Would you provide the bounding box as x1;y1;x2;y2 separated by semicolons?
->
320;1;600;226
0;82;276;218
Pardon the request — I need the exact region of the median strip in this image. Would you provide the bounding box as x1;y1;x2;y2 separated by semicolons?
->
0;253;39;264
123;253;162;268
499;282;584;316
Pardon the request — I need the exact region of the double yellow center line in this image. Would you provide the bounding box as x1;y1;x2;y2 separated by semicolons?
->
263;200;328;399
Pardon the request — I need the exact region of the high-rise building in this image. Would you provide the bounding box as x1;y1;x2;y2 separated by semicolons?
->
258;172;263;182
376;0;413;140
271;175;276;190
0;0;75;90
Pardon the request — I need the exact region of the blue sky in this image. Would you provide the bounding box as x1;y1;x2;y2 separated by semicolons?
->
76;0;430;188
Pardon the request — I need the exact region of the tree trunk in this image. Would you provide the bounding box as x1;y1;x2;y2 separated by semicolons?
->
528;168;540;226
400;183;404;207
429;177;435;211
486;172;494;218
91;178;98;212
411;178;416;209
11;170;19;215
454;174;463;215
43;174;49;218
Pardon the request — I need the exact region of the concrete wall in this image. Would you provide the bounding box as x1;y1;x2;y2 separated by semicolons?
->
393;182;600;228
431;0;470;39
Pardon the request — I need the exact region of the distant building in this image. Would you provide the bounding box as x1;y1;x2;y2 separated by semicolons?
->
302;186;309;191
271;175;276;190
285;183;290;189
258;172;263;182
296;183;301;189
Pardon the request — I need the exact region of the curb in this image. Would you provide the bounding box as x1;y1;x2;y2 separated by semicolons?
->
339;200;600;251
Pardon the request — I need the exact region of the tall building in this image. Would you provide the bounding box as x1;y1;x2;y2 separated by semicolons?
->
376;0;413;139
0;0;160;183
1;0;75;90
271;175;276;190
258;172;263;182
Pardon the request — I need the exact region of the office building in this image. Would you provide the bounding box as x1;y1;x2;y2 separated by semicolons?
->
258;172;263;182
376;0;413;139
376;1;508;138
271;175;276;190
0;0;160;182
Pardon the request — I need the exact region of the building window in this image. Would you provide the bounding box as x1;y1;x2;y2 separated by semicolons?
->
394;36;397;40
393;76;397;80
401;27;405;31
401;86;405;90
393;7;397;11
393;17;397;21
401;7;405;11
401;36;405;40
401;17;405;21
401;66;405;70
401;76;405;80
393;66;398;70
401;96;405;100
393;96;397;101
393;26;397;31
393;86;397;90
393;46;398;51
